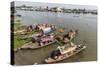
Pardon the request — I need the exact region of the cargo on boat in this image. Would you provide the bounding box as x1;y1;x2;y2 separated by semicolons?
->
20;34;56;50
14;24;56;35
45;44;86;63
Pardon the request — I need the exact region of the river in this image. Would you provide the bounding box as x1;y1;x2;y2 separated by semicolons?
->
14;11;97;65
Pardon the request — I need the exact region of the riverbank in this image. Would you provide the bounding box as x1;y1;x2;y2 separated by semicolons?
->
11;5;98;15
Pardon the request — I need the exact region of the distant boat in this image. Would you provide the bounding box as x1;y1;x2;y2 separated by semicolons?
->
16;14;22;17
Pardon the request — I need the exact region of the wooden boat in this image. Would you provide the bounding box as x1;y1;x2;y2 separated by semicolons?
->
20;34;56;49
14;24;56;35
19;28;57;40
44;44;86;63
20;40;56;50
14;30;26;35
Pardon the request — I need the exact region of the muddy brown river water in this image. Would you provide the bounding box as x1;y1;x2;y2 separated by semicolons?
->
14;11;97;65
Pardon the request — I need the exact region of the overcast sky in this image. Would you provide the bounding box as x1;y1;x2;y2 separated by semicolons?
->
13;1;97;10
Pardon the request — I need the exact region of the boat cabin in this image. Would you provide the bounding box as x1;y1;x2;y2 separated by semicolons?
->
58;45;77;55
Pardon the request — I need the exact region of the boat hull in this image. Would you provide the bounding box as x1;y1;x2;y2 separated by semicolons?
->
45;44;86;63
20;40;56;50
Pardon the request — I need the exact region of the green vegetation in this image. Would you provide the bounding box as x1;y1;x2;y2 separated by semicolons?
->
13;23;60;49
13;22;35;49
14;22;22;31
14;35;29;48
14;31;37;49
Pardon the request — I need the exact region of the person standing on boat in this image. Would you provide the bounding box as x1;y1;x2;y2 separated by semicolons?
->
68;30;76;41
63;30;76;47
50;48;62;60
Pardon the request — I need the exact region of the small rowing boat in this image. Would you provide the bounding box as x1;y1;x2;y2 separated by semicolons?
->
44;44;86;63
14;29;26;35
